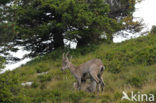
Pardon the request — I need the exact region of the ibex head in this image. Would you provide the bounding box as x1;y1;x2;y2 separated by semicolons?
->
61;52;72;71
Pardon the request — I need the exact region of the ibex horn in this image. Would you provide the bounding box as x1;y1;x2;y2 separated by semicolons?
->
66;51;69;58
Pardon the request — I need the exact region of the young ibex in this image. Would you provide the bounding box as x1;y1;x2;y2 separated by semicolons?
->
61;52;105;92
73;77;97;92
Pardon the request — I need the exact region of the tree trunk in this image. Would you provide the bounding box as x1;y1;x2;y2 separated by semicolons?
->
53;33;64;49
77;38;88;48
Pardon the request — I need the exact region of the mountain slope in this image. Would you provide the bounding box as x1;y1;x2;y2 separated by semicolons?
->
1;33;156;103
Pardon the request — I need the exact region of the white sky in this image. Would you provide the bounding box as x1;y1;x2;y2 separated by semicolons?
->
133;0;156;30
113;0;156;42
1;0;156;73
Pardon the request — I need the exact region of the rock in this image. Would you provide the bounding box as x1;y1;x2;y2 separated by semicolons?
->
21;82;32;86
37;72;48;76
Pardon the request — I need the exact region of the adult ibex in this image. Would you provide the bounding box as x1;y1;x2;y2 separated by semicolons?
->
61;52;105;92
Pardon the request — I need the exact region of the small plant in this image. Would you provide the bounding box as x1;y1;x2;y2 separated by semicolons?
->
151;25;156;34
35;65;49;73
114;92;122;100
127;76;143;88
38;73;52;82
68;91;87;103
108;60;122;74
31;81;39;88
101;95;111;103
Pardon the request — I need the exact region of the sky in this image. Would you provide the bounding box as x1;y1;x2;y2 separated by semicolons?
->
1;0;156;73
133;0;156;30
113;0;156;42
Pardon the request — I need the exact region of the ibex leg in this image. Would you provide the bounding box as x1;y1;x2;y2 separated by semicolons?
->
90;72;100;83
90;72;101;92
77;78;81;90
99;76;104;91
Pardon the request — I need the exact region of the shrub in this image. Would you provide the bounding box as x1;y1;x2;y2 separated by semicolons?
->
0;56;5;69
107;60;122;73
114;92;122;100
101;95;111;103
0;71;26;103
31;81;39;88
118;100;134;103
151;25;156;34
149;90;156;98
35;65;49;73
127;76;144;88
32;92;47;103
68;91;88;103
47;89;62;103
38;73;52;82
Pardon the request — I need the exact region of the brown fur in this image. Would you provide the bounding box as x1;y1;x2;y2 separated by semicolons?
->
61;53;105;92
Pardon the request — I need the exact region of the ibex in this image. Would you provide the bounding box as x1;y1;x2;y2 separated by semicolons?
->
61;52;105;92
73;78;97;92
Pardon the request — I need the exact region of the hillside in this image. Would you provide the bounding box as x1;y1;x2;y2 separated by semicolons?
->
1;33;156;103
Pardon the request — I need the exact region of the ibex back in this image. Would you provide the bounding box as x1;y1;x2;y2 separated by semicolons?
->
61;52;105;92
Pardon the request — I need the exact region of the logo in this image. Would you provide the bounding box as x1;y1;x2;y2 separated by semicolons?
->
121;91;155;102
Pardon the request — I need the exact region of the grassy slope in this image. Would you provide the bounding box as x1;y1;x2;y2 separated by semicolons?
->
5;34;156;103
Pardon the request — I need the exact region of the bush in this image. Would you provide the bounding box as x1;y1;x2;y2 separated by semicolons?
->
118;100;134;103
107;60;122;73
114;92;122;100
35;65;49;73
149;90;156;98
0;71;25;103
31;81;39;88
68;91;88;103
47;89;62;103
127;76;144;88
151;25;156;34
38;73;52;82
0;56;5;69
101;95;111;103
32;91;47;103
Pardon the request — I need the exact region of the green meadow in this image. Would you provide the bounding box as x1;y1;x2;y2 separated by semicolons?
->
1;33;156;103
